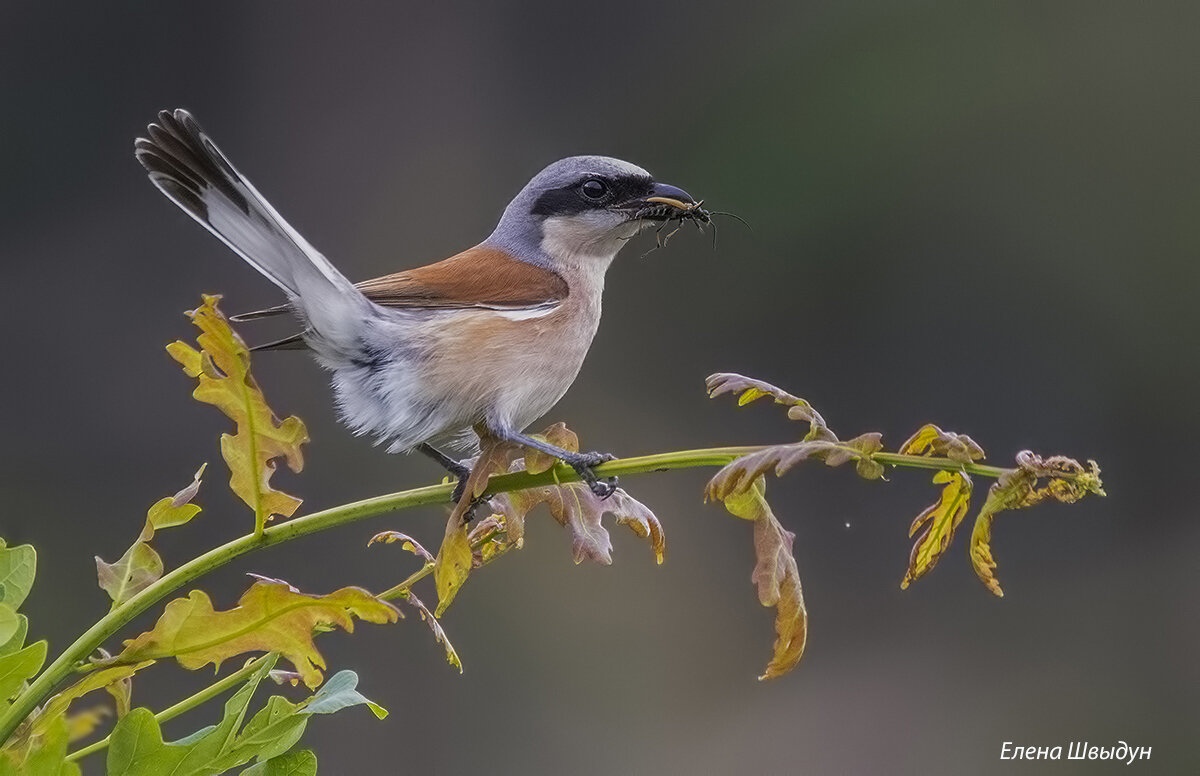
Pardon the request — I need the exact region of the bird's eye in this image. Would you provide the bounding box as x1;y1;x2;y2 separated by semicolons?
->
580;178;609;200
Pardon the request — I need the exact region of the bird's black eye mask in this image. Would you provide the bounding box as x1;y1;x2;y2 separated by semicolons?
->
531;174;655;217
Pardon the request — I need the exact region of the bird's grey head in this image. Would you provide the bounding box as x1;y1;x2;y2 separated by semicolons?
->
487;155;697;268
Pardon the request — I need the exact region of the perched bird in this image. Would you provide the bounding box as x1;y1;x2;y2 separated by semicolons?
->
135;109;707;499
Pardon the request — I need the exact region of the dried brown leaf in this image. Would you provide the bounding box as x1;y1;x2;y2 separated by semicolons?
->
491;482;664;566
706;373;832;439
706;433;884;501
720;479;807;680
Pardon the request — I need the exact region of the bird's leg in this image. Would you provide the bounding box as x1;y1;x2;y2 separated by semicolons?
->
417;442;472;504
495;429;618;499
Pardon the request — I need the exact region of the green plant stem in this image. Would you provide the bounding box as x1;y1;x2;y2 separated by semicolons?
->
65;653;274;762
0;444;1023;746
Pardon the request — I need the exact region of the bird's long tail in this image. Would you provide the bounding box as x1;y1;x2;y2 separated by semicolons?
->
135;109;370;354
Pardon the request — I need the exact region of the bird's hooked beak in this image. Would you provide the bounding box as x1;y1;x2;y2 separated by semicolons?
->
625;182;711;224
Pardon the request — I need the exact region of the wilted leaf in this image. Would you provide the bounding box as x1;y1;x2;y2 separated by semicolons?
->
719;478;807;680
96;543;163;611
0;540;36;612
3;711;77;776
468;515;511;564
492;482;664;566
433;519;474;618
368;531;434;565
899;423;985;463
399;593;462;673
167;295;308;528
969;452;1104;596
432;429;524;616
115;579;399;688
65;706;108;742
706;373;833;439
241;749;318;776
900;470;974;589
706;433;885;501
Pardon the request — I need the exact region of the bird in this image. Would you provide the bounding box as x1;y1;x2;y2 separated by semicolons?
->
134;108;707;501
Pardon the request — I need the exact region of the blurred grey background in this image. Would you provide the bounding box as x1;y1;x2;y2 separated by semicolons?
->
3;1;1197;773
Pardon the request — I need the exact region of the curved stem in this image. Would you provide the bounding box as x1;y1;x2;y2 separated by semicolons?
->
0;444;1020;746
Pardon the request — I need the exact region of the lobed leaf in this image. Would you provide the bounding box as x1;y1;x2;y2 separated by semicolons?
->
718;478;807;680
115;579;400;688
491;482;665;567
166;295;308;528
706;373;832;438
706;433;884;501
900;470;974;589
899;423;985;463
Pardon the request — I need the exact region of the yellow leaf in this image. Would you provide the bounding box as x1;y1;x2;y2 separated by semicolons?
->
706;433;884;501
720;478;807;680
900;470;973;589
433;520;473;618
115;580;399;688
167;296;308;530
899;423;985;463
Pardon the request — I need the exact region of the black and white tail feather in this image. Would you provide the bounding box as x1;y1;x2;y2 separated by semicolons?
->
134;109;371;357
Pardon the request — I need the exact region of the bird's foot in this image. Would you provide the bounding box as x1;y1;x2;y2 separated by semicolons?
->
563;451;618;499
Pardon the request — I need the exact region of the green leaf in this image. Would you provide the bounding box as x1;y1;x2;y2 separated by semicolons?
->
304;670;387;719
115;579;400;688
108;657;378;776
719;478;807;680
0;614;28;657
240;749;317;776
0;607;18;651
167;295;308;528
0;541;36;611
0;641;47;703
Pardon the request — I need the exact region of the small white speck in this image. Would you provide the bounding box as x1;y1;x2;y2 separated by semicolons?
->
844;522;851;529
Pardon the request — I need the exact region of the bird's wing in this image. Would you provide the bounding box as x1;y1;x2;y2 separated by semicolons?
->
241;245;569;351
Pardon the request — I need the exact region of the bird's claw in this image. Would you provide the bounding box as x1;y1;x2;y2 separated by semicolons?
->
567;451;619;500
